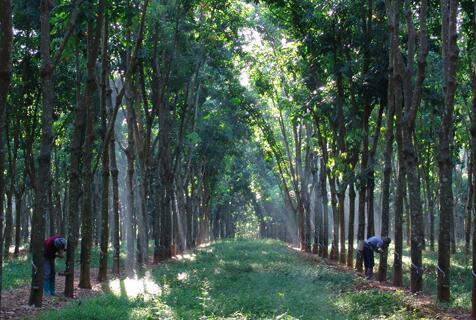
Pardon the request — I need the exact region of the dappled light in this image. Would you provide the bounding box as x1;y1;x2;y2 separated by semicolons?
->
0;0;475;319
108;272;161;300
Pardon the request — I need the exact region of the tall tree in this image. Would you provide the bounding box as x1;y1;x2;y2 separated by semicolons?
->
97;13;110;282
0;0;12;307
437;0;459;302
470;0;476;316
399;0;428;293
31;0;81;305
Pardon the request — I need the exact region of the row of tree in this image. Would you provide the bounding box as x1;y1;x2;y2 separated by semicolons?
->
0;0;293;308
237;0;476;315
2;0;476;317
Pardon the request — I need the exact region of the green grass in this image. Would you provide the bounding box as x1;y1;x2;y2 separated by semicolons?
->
3;245;124;291
37;239;422;320
380;245;471;310
3;254;31;290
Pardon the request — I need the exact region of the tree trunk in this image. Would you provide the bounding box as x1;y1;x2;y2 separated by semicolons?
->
466;157;473;260
338;192;346;264
312;164;322;255
471;1;476;312
401;0;428;293
4;189;13;258
30;0;54;306
125;89;136;271
66;3;103;295
356;104;369;270
437;0;458;302
79;4;105;287
97;16;110;282
328;176;339;261
14;188;24;257
320;159;329;258
0;0;12;307
110;105;120;275
347;182;356;267
379;55;396;281
471;3;476;316
159;94;173;258
393;132;405;287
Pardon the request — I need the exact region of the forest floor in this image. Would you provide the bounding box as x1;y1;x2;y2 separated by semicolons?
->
294;248;471;320
0;239;472;320
0;267;104;319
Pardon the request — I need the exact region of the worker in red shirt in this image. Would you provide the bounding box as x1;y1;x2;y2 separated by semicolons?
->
44;235;66;296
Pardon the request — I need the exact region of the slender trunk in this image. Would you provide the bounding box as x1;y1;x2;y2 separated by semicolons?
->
356;106;369;270
438;0;458;302
379;72;395;282
14;188;24;257
347;182;356;267
97;16;110;282
153;161;161;262
66;2;103;294
159;95;173;258
110;115;120;275
312;165;321;254
328;176;339;260
471;3;476;316
0;0;11;305
4;189;13;258
65;33;83;298
125;93;136;271
320;159;329;258
424;164;436;252
401;0;428;293
450;206;456;254
30;0;54;306
79;99;94;288
79;4;105;286
466;159;473;260
338;192;346;264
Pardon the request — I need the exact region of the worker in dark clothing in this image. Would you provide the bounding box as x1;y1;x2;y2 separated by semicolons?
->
363;236;391;280
44;235;66;296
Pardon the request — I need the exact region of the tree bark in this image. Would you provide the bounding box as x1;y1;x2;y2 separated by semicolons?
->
400;0;428;293
320;159;329;258
109;89;120;275
378;85;395;282
437;0;458;302
30;0;55;306
79;1;105;288
0;0;12;307
471;2;476;316
466;158;473;260
347;182;356;267
97;15;110;282
66;0;103;295
124;82;136;271
471;2;476;315
14;186;25;257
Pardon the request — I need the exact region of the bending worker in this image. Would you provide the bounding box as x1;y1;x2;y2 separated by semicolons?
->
44;235;66;296
363;235;391;280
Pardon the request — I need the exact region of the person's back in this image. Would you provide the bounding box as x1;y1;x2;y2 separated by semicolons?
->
363;236;391;279
365;236;384;251
43;235;66;296
44;235;63;259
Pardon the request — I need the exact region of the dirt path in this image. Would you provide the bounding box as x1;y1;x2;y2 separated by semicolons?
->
0;268;105;320
292;246;471;320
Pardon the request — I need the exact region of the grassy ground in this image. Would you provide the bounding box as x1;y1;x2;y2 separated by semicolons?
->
36;240;423;320
380;245;471;309
3;246;122;291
